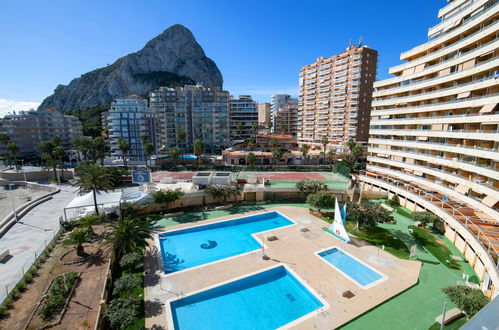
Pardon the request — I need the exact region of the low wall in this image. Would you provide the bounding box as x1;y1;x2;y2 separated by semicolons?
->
0;170;73;182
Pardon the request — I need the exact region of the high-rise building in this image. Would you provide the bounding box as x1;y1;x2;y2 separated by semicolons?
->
149;85;230;152
229;95;258;140
359;0;499;295
0;108;83;157
297;45;377;150
257;102;272;127
271;94;299;135
106;95;157;161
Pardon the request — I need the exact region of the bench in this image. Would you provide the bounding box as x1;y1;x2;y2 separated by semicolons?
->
0;250;10;263
435;308;463;325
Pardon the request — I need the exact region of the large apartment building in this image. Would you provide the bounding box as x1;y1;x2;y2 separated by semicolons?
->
271;94;299;136
229;95;258;140
106;95;157;161
298;45;377;150
0;108;83;157
359;0;499;296
257;102;272;127
149;85;230;152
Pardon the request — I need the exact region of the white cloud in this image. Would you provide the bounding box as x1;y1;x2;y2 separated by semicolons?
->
0;99;40;118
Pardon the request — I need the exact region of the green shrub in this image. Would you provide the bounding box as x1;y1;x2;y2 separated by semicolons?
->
119;252;143;271
24;273;33;284
113;275;142;297
442;285;488;318
105;298;138;329
3;298;12;308
37;272;78;321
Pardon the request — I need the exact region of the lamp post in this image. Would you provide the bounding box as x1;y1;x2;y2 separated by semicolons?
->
8;184;19;222
21;159;26;182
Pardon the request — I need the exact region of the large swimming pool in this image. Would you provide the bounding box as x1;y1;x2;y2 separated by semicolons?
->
168;265;325;330
159;212;294;273
318;247;384;288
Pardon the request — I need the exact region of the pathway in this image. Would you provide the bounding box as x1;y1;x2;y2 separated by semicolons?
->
0;183;77;302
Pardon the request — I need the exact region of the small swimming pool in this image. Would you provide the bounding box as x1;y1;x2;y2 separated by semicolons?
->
168;265;325;330
317;247;385;288
159;212;294;273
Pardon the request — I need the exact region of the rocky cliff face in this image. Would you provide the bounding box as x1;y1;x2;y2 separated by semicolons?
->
39;24;223;111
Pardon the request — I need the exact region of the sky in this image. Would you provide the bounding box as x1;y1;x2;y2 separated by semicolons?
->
0;0;445;116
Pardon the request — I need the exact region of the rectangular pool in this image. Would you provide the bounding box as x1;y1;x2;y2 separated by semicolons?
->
159;212;294;273
168;265;325;330
317;247;384;288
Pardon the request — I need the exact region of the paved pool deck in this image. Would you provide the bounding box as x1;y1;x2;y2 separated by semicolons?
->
144;206;421;329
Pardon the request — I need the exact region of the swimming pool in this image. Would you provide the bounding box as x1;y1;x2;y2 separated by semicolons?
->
167;265;325;330
159;212;294;273
317;247;385;288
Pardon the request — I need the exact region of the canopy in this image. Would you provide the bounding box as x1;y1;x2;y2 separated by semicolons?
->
65;191;123;209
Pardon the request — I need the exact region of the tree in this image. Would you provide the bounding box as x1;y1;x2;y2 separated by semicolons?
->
281;124;289;134
103;217;152;259
321;136;329;163
63;229;92;256
105;298;138;329
152;188;184;212
442;285;488;319
144;143;154;168
74;163;114;215
53;146;66;180
193;139;204;165
205;185;227;204
351;144;364;162
267;122;272;130
227;184;243;201
41;152;58;180
176;129;187;161
272;147;285;164
140;133;149;161
236;122;244;138
245;138;255;150
348;202;393;230
252;122;259;137
326;149;336;167
78;215;102;235
6;143;19;168
346;138;357;153
413;211;439;228
300;144;310;165
93;136;107;165
113;275;142;297
246;152;256;166
0;133;10;166
118;139;130;167
52;135;62;147
307;191;335;213
168;146;180;165
269;137;279;149
72;137;84;163
295;180;328;195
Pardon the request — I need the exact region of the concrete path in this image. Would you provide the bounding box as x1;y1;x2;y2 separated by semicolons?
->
0;183;77;302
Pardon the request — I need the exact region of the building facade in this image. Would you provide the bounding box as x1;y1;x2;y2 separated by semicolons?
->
257;102;272;127
149;85;230;152
359;0;499;296
0;108;83;157
106;95;157;161
297;45;377;150
229;95;258;140
271;94;299;136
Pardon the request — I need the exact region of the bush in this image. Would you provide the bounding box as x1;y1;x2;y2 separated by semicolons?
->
105;298;138;329
295;180;328;195
113;275;142;297
0;305;7;317
119;252;143;271
442;285;488;318
307;191;335;213
413;211;439;228
24;273;33;284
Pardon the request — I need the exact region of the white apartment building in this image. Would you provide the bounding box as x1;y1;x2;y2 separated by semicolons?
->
229;95;258;140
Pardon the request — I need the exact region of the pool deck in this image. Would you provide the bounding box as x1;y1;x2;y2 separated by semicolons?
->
144;206;421;329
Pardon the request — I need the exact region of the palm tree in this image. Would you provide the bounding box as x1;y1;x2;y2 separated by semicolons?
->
269;137;279;149
272;147;284;165
103;217;152;259
53;146;66;180
93;137;107;165
281;124;289;134
72;137;83;163
193;140;204;165
346;138;357;152
64;229;92;256
245;138;255;150
252;122;259;138
52;135;62;147
144;143;154;168
118;138;130;167
176;129;186;160
300;144;310;165
236;122;244;138
140;133;149;161
246;152;256;166
326;149;336;169
267;122;273;131
321;136;329;163
168;146;180;166
41;152;58;180
74;163;113;215
6;143;19;169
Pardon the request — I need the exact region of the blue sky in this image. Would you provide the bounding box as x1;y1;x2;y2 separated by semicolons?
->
0;0;444;114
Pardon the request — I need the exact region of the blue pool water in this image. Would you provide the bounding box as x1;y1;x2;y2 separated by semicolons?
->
170;266;324;330
159;212;293;273
318;248;383;287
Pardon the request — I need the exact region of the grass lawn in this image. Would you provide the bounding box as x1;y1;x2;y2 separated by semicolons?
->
345;221;410;259
428;316;467;330
409;225;461;270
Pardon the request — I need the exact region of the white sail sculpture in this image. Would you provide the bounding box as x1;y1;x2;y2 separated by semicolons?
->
327;198;350;243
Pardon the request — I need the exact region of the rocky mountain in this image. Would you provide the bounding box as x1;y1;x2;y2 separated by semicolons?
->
39;24;223;112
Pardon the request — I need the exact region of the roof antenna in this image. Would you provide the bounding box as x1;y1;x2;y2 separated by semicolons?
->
347;39;352;50
358;36;363;47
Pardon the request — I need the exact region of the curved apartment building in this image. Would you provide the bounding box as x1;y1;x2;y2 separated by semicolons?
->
359;0;499;297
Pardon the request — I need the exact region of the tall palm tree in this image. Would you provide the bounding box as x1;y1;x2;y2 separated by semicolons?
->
140;133;149;161
346;138;357;152
193;140;204;165
103;217;152;259
118;138;130;167
321;136;329;163
246;152;256;166
52;135;62;147
300;144;310;165
93;137;107;165
272;147;284;165
269;137;279;149
236;122;244;138
168;146;180;166
41;152;58;180
53;146;66;180
6;143;19;169
144;143;154;168
176;129;187;161
74;163;113;215
252;122;259;138
72;137;83;163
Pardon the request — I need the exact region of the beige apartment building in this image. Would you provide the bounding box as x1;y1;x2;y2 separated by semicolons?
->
298;45;377;150
272;94;299;136
359;0;499;296
257;102;271;127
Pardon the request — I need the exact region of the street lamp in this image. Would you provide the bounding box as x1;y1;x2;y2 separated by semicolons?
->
8;184;19;222
21;159;26;182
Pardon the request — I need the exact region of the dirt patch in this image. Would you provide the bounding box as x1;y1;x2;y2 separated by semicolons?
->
60;245;102;265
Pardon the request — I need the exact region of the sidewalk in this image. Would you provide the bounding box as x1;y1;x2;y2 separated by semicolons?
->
0;183;77;302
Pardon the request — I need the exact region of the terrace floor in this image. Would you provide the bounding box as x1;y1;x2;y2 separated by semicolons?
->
144;206;421;329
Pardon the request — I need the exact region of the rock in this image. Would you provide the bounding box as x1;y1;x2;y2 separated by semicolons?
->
39;24;223;112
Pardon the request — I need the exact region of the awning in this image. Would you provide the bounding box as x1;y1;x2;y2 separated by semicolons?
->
65;191;123;209
414;64;426;73
443;18;462;32
380;115;390;119
479;103;497;113
461;58;475;70
482;196;498;208
402;67;415;76
413;171;423;176
456;91;471;99
417;136;428;141
438;68;451;77
455;184;470;195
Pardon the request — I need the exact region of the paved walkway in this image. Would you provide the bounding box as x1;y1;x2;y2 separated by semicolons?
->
0;183;77;302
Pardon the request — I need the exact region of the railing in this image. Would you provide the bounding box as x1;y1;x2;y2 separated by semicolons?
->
372;111;499;123
358;170;499;268
369;127;499;136
369;138;499;155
